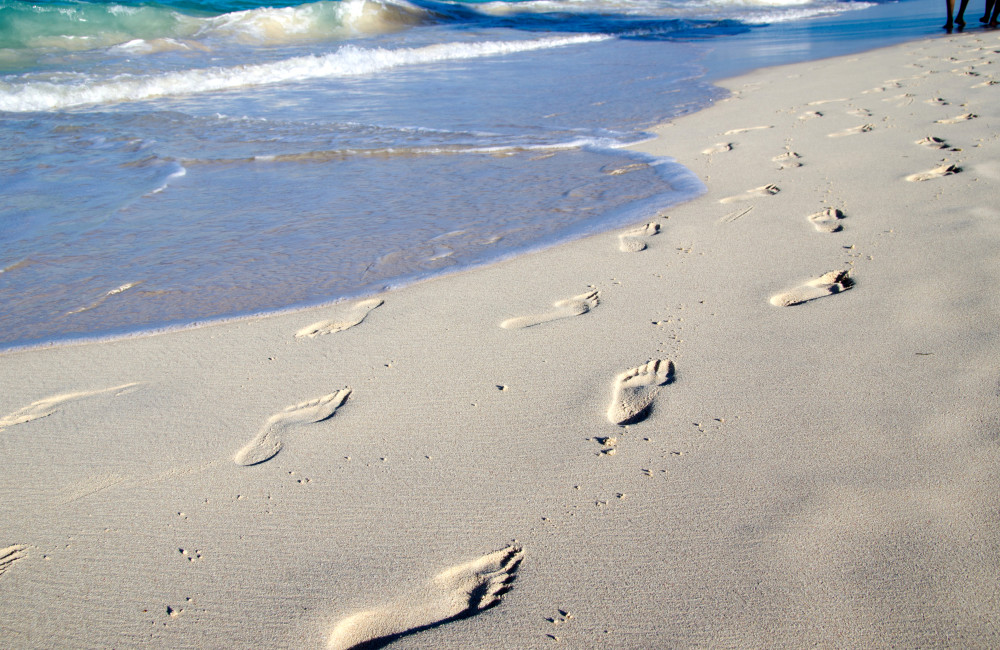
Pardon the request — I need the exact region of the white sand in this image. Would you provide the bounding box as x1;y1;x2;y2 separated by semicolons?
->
2;31;999;648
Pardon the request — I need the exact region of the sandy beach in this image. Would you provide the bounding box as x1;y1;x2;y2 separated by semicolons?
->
2;27;1000;648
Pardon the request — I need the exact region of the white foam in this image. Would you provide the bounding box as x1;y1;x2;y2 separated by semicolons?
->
736;2;875;23
107;5;141;17
146;164;187;196
194;0;427;45
0;34;610;112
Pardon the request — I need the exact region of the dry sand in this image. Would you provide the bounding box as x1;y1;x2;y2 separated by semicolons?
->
2;30;999;648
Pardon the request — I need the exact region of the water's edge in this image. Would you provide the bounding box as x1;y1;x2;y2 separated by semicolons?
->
0;0;947;354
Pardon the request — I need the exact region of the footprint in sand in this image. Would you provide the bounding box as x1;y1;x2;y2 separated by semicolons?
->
723;126;773;135
882;94;914;107
603;162;650;176
296;299;383;338
719;184;780;204
0;383;142;432
936;113;977;124
607;359;674;426
327;545;523;650
618;222;660;252
773;151;802;169
702;142;732;154
0;545;27;577
808;208;846;233
905;164;961;182
798;111;823;120
234;390;351;466
916;136;951;150
500;290;599;329
828;124;874;138
770;270;853;307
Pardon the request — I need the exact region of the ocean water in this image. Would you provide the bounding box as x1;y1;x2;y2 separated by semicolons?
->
0;0;936;349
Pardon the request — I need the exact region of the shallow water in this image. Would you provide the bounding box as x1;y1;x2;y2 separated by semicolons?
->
0;0;938;349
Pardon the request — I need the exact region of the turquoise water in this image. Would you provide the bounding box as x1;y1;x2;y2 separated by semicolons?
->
0;0;939;349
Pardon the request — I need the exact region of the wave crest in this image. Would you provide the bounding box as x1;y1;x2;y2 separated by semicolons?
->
0;33;610;111
0;0;429;54
195;0;428;45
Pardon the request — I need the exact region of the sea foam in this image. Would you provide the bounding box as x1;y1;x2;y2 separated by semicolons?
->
0;34;610;111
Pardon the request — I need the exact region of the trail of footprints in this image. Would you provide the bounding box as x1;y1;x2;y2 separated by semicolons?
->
3;37;993;648
761;43;980;305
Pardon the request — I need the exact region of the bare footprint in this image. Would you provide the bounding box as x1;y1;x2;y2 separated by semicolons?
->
234;390;351;466
702;142;732;154
327;545;523;650
724;126;772;135
500;290;599;329
916;136;950;149
0;545;27;577
618;222;660;252
607;359;674;426
828;124;874;138
719;184;780;204
0;383;142;432
906;164;961;182
882;93;914;107
296;299;383;338
603;162;650;176
770;270;853;307
808;208;846;233
773;151;802;169
935;113;977;124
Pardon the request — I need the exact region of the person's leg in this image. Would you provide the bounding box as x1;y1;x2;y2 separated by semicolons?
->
946;0;956;28
957;0;970;24
981;0;994;23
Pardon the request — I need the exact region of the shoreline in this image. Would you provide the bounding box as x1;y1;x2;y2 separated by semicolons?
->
0;145;704;355
2;28;1000;648
0;0;948;353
